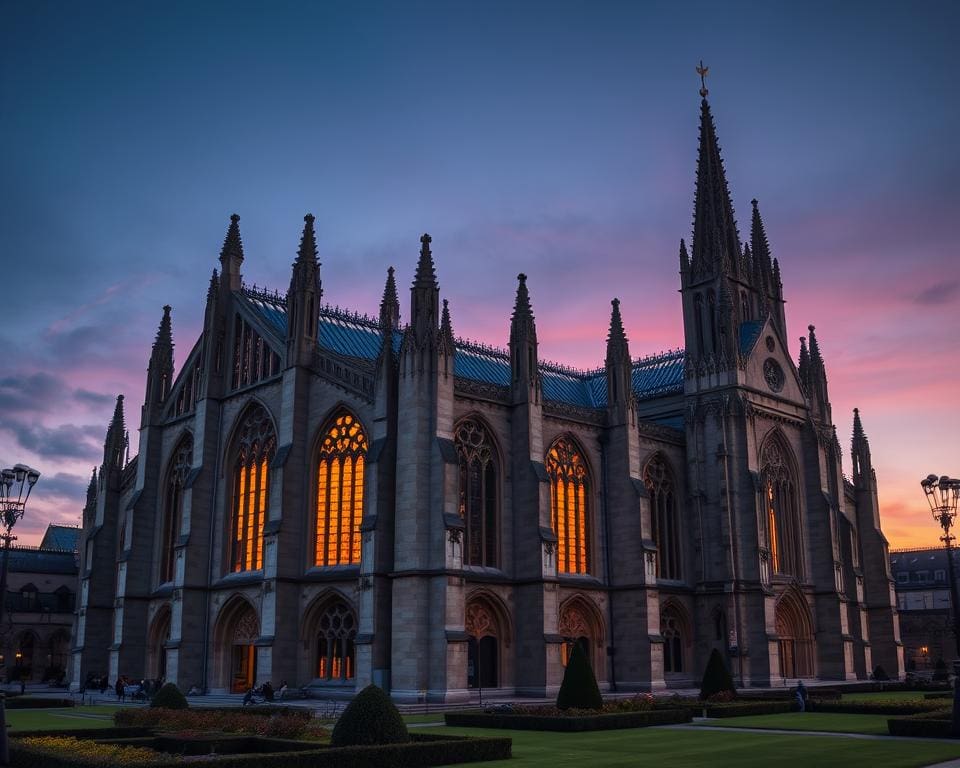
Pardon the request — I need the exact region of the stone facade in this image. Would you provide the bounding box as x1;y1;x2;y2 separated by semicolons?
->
69;94;903;699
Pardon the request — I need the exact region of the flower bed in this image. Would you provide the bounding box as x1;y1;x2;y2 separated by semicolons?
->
114;707;326;740
445;707;691;732
9;732;512;768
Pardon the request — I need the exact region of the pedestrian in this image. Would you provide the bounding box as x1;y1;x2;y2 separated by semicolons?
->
795;680;808;712
19;676;25;695
116;677;125;703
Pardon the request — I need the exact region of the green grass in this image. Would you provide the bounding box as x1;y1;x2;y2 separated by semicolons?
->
696;711;892;735
840;692;933;703
423;725;960;768
5;706;117;732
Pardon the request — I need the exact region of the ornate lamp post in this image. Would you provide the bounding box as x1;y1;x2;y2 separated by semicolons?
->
921;474;960;733
0;464;40;765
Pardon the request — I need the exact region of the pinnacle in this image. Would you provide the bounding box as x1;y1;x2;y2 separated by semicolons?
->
607;298;628;344
414;233;437;287
807;324;823;364
441;298;454;339
380;266;399;314
154;305;173;348
86;466;98;503
750;198;773;285
679;238;689;271
512;273;534;320
296;213;319;264
207;269;219;300
219;213;245;267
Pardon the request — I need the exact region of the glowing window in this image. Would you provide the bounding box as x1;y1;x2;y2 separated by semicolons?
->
547;438;590;575
160;435;193;584
315;411;367;567
762;439;802;577
230;405;275;572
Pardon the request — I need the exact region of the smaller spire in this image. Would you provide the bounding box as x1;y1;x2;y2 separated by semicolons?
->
104;395;126;467
607;298;628;347
440;298;454;342
413;233;437;288
85;467;98;506
512;273;533;321
807;324;823;365
772;257;782;295
742;242;752;283
207;269;219;301
219;213;245;285
798;336;810;385
379;266;400;329
296;213;319;265
852;407;867;444
750;199;774;287
155;305;172;348
679;238;690;274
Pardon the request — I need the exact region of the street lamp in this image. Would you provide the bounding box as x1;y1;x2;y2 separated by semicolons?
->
0;464;40;765
921;474;960;734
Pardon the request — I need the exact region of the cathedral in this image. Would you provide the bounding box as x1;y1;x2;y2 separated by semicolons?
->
70;90;904;700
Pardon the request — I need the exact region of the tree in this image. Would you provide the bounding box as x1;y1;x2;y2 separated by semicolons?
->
556;642;602;710
699;648;736;700
331;684;408;747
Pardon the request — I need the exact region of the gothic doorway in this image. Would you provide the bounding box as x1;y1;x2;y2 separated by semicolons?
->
214;598;260;693
147;607;171;680
465;595;509;690
776;590;815;679
559;596;603;674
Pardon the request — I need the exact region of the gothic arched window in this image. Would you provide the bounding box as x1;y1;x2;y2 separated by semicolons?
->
315;411;367;567
455;419;498;568
761;438;803;578
547;438;591;575
661;605;687;674
160;434;193;584
315;600;357;681
230;404;275;572
645;455;681;580
694;293;705;353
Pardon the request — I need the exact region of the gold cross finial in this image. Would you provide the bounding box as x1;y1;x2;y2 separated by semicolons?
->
696;60;709;98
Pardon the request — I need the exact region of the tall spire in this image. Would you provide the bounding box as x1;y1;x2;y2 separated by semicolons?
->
144;305;175;421
605;298;632;416
289;214;321;292
509;273;539;404
408;233;440;348
414;232;437;288
690;97;741;279
286;214;322;367
851;407;873;486
379;266;400;330
805;324;832;423
510;273;536;343
807;324;823;367
86;467;98;506
606;298;629;361
104;395;126;469
219;213;245;291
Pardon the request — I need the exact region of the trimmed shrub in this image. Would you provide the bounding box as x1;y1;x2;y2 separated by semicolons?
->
331;684;408;747
934;659;950;682
873;664;889;681
149;683;188;710
811;699;946;715
556;642;602;710
445;707;691;732
699;648;735;700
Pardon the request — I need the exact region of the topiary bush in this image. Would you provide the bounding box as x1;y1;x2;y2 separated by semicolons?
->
331;684;408;747
699;648;736;700
873;664;890;681
556;642;602;711
150;682;189;709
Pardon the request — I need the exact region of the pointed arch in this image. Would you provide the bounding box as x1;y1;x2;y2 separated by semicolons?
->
643;452;681;580
314;408;368;567
160;432;193;585
227;402;276;573
775;587;815;679
213;595;260;692
455;416;501;568
301;591;357;683
558;595;604;672
759;431;803;578
660;599;692;675
147;605;172;679
465;590;511;690
547;436;593;575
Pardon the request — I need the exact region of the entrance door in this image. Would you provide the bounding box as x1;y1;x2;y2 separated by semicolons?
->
779;639;795;679
231;644;256;693
467;636;499;688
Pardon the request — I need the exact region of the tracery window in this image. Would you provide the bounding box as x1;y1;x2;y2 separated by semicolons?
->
547;438;590;575
160;434;193;584
315;411;367;567
232;315;281;390
644;455;681;580
761;439;803;577
174;355;203;417
661;607;686;674
455;419;498;568
559;601;593;667
230;405;275;572
315;601;356;681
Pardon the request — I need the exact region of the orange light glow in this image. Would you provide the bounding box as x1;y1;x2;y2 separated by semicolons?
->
316;412;367;566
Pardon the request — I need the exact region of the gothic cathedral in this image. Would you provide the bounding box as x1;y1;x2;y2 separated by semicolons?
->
70;91;903;699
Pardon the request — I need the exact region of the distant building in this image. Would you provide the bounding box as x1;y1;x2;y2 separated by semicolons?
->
72;90;902;700
1;524;78;683
890;547;958;672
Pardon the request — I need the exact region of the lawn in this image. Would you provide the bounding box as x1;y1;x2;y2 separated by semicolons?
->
840;691;944;703
423;725;960;768
5;705;116;732
696;711;892;735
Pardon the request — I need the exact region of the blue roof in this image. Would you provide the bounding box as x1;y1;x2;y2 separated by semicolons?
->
38;525;79;553
241;288;685;411
739;320;764;356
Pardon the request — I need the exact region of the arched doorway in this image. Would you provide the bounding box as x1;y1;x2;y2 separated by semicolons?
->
148;607;172;680
776;590;815;679
465;599;502;689
660;602;691;676
559;597;602;674
215;598;260;693
46;629;70;682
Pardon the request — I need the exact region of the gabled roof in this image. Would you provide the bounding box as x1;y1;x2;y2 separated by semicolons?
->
39;524;80;553
6;547;77;575
240;288;685;410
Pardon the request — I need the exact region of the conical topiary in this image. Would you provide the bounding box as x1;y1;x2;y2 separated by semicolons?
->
556;641;603;710
150;682;188;709
331;684;409;747
873;664;889;681
699;648;736;700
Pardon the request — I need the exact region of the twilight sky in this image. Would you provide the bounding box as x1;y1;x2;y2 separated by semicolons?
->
1;0;957;548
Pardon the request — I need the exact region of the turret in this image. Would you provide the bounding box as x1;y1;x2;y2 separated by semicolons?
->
219;213;244;292
142;305;174;426
286;213;322;367
102;395;127;480
806;325;832;424
409;233;440;348
750;199;787;334
605;298;633;421
851;407;872;488
379;266;400;331
509;273;540;405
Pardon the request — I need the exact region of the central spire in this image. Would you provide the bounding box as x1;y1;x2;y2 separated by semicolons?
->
690;97;741;280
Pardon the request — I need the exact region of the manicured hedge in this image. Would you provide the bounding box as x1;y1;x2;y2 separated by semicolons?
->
8;732;511;768
4;698;75;710
924;693;953;700
887;716;955;739
445;707;691;732
811;700;947;715
698;701;795;718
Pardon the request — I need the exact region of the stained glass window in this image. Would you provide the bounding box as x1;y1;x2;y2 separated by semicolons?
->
547;438;590;575
762;439;803;577
315;411;367;566
644;455;681;580
230;405;275;572
160;434;192;584
455;419;498;568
